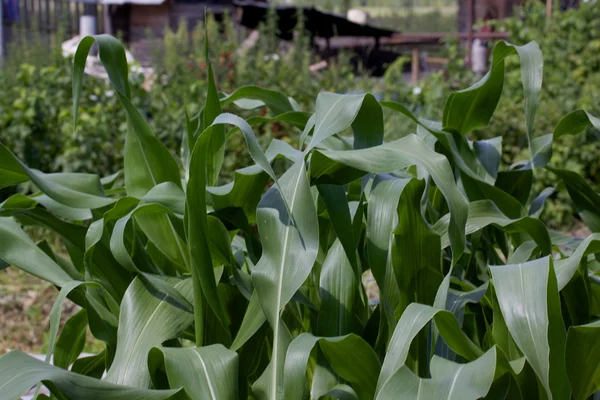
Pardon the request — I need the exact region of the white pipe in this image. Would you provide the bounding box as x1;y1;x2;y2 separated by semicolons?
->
80;15;97;37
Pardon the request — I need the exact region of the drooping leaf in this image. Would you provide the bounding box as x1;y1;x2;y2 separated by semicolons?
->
0;351;180;400
149;345;239;400
311;134;468;264
376;347;497;400
54;309;88;369
490;257;570;399
105;277;194;388
251;161;319;399
283;333;381;400
566;320;600;400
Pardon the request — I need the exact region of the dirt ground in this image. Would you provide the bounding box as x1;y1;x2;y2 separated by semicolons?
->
0;268;80;355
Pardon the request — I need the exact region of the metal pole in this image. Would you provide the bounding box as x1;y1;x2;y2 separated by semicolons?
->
81;2;97;37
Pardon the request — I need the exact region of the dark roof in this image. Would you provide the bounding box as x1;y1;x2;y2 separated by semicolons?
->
234;1;398;40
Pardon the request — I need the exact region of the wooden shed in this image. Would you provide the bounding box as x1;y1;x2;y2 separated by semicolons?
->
105;0;239;43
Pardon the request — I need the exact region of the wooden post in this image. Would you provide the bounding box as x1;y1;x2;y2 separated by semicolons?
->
411;48;420;85
466;0;474;68
546;0;552;19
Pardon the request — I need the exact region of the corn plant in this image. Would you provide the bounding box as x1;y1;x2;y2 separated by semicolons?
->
1;34;600;400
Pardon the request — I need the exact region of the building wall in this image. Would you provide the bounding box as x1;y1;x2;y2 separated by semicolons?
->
129;1;172;42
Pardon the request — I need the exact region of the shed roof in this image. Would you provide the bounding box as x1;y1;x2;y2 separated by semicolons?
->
235;1;398;40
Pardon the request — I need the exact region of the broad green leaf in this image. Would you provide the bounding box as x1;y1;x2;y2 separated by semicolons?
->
207;139;302;221
0;143;114;209
318;239;357;337
73;35;181;198
220;85;296;115
54;309;88;369
352;93;383;149
71;351;106;379
554;233;600;290
366;175;407;332
433;200;551;255
317;184;360;278
0;217;72;287
149;345;238;400
283;333;381;400
141;182;186;216
549;167;600;232
532;109;600;167
311;134;468;263
251;161;319;399
110;203;188;273
0;351;180;400
376;303;483;396
42;281;106;369
566;320;600;400
105;277;194;388
241;111;312;130
490;257;570;399
377;347;497;400
307;93;379;151
230;291;266;351
443;41;542;143
392;178;441;291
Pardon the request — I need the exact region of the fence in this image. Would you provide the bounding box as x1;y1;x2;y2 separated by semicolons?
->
1;0;106;58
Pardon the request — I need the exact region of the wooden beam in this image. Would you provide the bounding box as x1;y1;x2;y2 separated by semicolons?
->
411;48;420;85
466;0;474;68
546;0;552;18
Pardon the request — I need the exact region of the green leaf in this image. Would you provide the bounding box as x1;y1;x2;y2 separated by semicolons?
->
230;291;266;351
443;41;542;143
433;200;551;255
307;93;378;151
0;351;181;400
71;351;106;379
0;217;73;287
54;309;88;369
391;178;441;291
548;167;600;232
554;233;600;290
310;134;468;264
283;333;381;400
317;239;357;337
533;110;600;167
105;277;194;388
566;320;600;400
376;303;483;396
376;347;497;400
490;257;570;399
317;184;360;279
73;35;181;198
220;85;296;115
201;30;226;186
251;161;319;399
366;176;407;336
0;144;114;209
149;345;239;400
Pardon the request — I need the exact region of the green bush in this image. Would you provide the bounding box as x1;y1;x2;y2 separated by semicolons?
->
1;34;600;400
478;2;600;229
